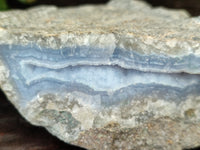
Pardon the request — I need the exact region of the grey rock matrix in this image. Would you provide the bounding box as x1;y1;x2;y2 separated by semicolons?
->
0;0;200;149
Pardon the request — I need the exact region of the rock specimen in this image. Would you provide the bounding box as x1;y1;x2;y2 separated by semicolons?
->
0;0;200;149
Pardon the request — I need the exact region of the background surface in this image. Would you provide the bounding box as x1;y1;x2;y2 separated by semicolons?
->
0;0;200;16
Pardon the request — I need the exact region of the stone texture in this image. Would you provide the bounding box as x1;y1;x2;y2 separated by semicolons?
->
0;90;85;150
0;0;200;149
74;117;200;150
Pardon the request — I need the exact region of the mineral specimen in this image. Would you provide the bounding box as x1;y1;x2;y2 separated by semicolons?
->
0;0;200;149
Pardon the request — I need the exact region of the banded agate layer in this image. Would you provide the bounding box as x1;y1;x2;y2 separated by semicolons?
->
0;44;200;107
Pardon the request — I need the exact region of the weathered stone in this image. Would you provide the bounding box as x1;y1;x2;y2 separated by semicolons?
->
0;0;200;149
0;91;84;150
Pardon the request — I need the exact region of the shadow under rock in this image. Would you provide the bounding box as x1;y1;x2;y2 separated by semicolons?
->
0;89;86;150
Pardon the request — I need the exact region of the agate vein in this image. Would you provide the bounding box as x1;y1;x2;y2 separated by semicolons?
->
0;44;200;106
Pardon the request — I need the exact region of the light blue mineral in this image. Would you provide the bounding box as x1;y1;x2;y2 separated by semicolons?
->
0;44;200;107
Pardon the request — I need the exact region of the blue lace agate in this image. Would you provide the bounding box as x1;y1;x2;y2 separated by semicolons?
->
0;44;200;106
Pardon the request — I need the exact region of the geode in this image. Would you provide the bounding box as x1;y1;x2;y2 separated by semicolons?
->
0;0;200;149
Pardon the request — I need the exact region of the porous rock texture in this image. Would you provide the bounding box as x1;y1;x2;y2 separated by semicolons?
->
0;91;84;150
0;0;200;149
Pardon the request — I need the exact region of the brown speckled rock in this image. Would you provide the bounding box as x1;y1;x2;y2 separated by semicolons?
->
74;117;200;150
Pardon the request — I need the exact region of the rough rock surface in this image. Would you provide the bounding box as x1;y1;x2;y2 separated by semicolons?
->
0;0;200;149
0;90;85;150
